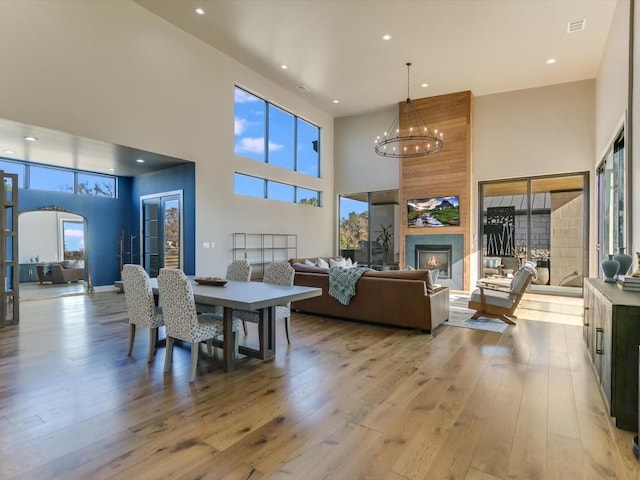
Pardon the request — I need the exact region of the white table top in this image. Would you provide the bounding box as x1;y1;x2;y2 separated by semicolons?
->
150;277;321;310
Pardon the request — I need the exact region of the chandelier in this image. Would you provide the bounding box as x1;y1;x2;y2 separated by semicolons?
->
374;62;444;158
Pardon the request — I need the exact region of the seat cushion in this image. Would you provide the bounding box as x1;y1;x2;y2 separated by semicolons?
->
470;288;513;308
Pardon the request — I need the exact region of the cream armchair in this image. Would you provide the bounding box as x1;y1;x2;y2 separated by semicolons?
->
468;262;537;325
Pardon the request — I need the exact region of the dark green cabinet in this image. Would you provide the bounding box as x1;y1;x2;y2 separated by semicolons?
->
584;278;640;430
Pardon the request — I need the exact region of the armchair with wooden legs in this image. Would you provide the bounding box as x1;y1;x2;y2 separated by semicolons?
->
468;262;537;325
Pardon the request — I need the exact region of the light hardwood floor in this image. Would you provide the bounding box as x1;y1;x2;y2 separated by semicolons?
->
0;291;637;479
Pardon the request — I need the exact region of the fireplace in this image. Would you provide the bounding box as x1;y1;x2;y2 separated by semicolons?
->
416;245;452;279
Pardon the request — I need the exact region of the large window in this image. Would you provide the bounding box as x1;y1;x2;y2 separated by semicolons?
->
61;220;85;262
597;132;626;268
234;86;320;177
339;190;398;267
0;160;25;188
479;173;588;294
234;173;320;206
0;157;117;198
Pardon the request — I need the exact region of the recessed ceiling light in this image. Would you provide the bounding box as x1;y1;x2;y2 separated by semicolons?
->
421;83;429;88
195;7;205;15
107;168;115;172
24;136;37;142
296;85;310;93
3;149;15;154
546;58;557;64
333;99;340;104
136;159;145;163
281;64;288;70
382;34;392;41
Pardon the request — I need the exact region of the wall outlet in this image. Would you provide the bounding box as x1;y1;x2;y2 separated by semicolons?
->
203;242;210;248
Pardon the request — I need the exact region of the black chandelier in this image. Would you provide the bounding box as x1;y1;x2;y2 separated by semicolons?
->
374;62;444;158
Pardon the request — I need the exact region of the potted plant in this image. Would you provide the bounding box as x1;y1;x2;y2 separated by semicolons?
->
375;224;393;268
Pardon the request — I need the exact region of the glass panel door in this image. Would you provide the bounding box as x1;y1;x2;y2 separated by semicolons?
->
530;174;586;290
163;197;180;269
141;193;182;278
480;173;588;295
597;132;625;270
480;180;528;279
339;193;369;265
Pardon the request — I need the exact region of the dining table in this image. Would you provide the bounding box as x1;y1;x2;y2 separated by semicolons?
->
150;277;321;372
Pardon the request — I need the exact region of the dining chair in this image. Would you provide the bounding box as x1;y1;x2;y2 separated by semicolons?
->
233;261;295;343
196;260;252;332
157;268;241;382
222;260;252;334
121;264;164;363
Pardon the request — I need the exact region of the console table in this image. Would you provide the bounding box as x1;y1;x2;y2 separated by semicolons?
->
583;278;640;430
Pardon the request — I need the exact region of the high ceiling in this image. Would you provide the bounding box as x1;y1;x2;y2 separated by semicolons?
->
136;0;617;117
0;0;618;176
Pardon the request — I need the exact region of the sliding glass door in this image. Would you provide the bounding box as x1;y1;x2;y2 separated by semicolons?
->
479;173;588;295
338;190;398;268
597;132;626;269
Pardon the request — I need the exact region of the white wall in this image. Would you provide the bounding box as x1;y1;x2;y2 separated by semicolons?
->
471;80;595;282
334;106;401;195
474;80;595;182
595;0;632;275
632;2;640;273
0;0;335;276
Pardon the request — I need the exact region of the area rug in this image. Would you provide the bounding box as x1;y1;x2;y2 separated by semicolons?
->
444;304;509;334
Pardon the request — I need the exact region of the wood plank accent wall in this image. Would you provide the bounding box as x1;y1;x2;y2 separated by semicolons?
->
400;91;473;290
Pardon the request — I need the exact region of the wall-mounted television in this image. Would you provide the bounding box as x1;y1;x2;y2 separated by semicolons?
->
408;196;460;227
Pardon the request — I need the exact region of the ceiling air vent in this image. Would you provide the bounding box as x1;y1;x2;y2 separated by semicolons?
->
567;19;586;33
296;85;310;93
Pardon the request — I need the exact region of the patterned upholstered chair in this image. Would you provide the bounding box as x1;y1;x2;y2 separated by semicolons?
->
157;268;241;382
121;264;164;363
233;261;295;344
222;260;252;334
196;260;252;328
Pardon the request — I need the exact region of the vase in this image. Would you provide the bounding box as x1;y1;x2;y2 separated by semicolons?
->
613;247;633;278
600;254;620;283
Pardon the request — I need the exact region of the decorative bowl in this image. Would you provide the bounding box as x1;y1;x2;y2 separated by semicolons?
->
194;277;227;286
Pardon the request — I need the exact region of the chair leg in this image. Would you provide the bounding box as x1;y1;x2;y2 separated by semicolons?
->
164;336;174;373
147;327;156;363
233;330;239;359
127;323;136;356
206;339;213;356
189;343;199;382
284;317;291;344
242;321;248;336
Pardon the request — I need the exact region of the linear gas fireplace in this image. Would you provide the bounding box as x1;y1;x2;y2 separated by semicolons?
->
416;245;452;279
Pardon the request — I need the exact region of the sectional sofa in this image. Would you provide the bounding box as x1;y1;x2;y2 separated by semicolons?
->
288;258;449;333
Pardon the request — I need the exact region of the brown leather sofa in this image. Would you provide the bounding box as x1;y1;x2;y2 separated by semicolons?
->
289;258;449;333
37;262;84;284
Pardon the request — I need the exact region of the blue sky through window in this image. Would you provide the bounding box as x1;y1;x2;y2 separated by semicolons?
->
63;220;84;253
340;197;368;219
234;86;319;177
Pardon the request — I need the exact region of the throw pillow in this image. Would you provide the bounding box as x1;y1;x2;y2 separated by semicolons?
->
304;258;315;266
329;257;347;268
316;257;329;268
345;257;353;268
